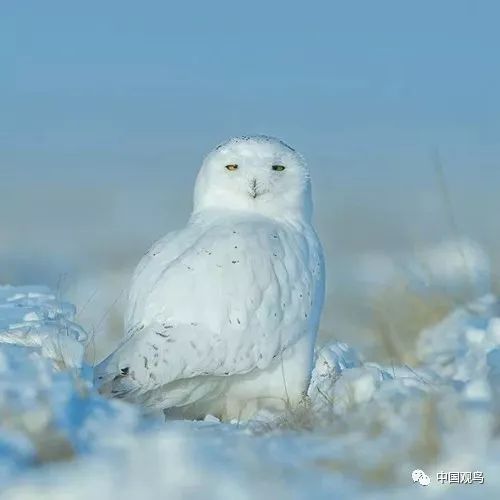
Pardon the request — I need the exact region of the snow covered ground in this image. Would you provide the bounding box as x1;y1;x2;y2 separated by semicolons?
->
1;286;500;499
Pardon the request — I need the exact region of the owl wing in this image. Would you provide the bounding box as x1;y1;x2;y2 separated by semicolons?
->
95;216;324;405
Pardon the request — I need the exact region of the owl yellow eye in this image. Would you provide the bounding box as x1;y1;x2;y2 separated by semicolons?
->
272;165;286;172
225;164;238;171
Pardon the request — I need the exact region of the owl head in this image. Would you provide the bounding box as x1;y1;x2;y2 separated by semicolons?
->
193;136;313;222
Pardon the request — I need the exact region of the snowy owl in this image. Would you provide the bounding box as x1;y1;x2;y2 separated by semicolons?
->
95;135;325;420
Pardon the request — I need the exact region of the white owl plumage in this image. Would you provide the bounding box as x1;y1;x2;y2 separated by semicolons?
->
95;136;325;420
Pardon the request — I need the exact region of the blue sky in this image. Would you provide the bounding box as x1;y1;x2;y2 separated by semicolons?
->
2;0;499;183
1;1;500;277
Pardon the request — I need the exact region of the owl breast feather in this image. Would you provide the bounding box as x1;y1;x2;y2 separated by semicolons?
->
126;215;323;365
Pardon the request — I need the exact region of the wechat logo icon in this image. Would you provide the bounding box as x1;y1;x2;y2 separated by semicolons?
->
412;469;431;486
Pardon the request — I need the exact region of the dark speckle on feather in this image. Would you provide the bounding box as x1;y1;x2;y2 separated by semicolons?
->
120;367;129;376
127;324;144;335
143;356;148;369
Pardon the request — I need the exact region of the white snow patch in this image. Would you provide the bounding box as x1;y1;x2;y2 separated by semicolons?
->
353;238;491;298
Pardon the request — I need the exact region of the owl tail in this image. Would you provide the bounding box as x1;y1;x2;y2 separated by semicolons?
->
93;340;141;399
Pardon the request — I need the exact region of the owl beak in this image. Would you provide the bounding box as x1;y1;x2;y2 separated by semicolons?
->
249;178;258;199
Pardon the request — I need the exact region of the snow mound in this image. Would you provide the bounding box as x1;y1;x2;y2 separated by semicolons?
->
0;286;87;370
0;286;141;487
354;238;491;298
418;295;500;381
